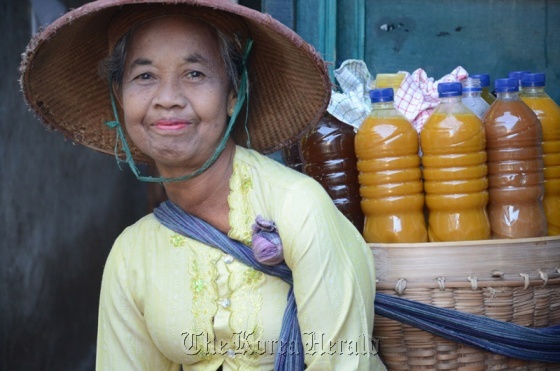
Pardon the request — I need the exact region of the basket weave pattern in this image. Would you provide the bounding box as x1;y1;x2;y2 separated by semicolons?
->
371;238;560;370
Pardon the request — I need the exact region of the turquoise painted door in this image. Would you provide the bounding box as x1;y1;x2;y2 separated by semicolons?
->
262;0;560;102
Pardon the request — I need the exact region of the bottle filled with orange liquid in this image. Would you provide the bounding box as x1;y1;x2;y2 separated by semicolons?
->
520;73;560;235
470;74;496;105
300;113;364;231
355;88;427;243
484;78;547;238
420;82;490;241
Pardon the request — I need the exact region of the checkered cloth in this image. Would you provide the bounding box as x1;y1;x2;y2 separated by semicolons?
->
327;59;469;132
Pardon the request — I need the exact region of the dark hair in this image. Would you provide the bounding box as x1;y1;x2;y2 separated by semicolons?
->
99;23;244;95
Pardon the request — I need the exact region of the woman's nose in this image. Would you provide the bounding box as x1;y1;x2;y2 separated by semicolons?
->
153;78;187;109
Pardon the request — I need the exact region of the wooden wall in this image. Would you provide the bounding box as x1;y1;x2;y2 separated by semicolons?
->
263;0;560;103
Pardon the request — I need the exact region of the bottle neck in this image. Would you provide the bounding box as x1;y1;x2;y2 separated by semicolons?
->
439;96;462;104
520;86;546;96
496;91;520;100
371;101;395;110
462;90;482;98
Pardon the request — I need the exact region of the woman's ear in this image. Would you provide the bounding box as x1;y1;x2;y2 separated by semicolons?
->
227;90;238;117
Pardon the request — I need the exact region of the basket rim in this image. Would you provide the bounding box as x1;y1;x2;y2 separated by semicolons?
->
368;235;560;249
371;236;560;288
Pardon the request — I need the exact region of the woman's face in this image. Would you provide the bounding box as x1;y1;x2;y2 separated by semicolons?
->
121;16;237;173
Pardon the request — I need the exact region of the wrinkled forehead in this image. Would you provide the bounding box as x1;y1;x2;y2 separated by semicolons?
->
124;16;227;73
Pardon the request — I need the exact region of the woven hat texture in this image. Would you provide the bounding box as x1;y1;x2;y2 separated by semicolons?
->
20;0;331;163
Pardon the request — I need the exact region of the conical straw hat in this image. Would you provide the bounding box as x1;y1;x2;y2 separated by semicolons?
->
20;0;331;163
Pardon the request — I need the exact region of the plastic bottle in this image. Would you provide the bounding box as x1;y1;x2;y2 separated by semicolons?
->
420;82;491;241
508;70;531;92
281;142;303;172
470;74;496;105
519;73;560;235
355;88;428;243
300;113;364;231
461;77;490;119
483;78;547;238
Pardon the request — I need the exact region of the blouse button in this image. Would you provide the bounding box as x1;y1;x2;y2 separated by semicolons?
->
223;255;234;264
226;349;236;358
219;298;231;308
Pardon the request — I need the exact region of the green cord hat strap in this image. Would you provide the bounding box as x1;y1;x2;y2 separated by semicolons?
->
104;38;253;183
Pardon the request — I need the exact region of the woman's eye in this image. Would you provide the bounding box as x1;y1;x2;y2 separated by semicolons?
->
135;73;152;80
186;71;204;79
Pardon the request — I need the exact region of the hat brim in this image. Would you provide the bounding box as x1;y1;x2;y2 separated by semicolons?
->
20;0;331;163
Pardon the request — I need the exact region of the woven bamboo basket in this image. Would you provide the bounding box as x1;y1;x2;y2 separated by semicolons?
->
370;236;560;370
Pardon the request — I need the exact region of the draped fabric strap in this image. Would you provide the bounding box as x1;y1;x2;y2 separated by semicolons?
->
375;292;560;363
154;200;304;370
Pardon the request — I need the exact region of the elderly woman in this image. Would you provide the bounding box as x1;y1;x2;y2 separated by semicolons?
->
21;1;385;370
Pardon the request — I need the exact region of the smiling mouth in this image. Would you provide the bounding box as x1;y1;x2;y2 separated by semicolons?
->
153;119;190;131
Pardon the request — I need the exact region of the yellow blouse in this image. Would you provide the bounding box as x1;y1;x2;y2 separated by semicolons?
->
96;146;385;370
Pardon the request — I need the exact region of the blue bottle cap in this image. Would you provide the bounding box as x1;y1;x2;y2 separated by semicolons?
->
494;78;519;93
469;74;490;88
521;73;546;87
370;88;394;103
508;70;531;85
437;82;462;97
